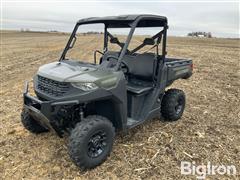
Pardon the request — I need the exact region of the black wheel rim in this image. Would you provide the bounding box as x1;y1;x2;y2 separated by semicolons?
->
175;97;184;115
87;130;107;158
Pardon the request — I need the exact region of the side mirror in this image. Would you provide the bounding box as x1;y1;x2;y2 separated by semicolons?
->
110;37;119;44
69;36;76;49
143;38;155;45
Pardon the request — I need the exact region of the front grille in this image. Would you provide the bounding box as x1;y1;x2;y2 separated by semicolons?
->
37;75;70;97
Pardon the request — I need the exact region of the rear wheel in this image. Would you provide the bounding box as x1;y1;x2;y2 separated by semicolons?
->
21;108;48;133
68;115;115;170
161;89;185;121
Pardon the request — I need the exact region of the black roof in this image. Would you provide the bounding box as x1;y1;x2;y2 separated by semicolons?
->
77;14;167;28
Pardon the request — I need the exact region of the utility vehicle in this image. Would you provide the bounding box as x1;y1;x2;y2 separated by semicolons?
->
22;14;193;169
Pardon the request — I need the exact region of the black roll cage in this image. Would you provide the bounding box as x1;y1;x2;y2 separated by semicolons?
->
59;15;168;71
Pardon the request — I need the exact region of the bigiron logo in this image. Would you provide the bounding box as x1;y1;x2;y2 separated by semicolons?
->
180;161;237;179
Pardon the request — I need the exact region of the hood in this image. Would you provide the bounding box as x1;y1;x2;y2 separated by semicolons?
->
37;61;120;87
37;61;98;82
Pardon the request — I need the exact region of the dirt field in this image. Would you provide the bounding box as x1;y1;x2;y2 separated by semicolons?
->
0;31;239;179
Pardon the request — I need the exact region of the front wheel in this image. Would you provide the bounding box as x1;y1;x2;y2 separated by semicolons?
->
161;89;186;121
21;108;48;133
68;115;115;170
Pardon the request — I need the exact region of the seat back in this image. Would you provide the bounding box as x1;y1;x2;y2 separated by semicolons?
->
123;53;156;80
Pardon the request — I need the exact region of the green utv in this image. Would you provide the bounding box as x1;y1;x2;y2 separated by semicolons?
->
22;15;193;169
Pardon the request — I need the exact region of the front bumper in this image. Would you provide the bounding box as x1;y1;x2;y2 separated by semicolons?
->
23;81;79;136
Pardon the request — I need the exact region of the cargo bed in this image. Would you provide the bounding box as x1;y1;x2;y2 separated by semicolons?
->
165;57;193;84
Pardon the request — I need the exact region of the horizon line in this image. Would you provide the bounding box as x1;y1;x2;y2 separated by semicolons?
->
1;28;239;39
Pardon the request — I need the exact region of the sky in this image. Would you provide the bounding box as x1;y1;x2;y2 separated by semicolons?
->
1;0;239;38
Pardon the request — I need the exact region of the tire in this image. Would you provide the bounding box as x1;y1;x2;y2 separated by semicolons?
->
21;108;48;133
182;72;192;79
68;115;115;170
161;89;186;121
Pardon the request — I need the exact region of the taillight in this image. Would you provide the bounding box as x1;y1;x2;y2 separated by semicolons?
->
190;63;193;71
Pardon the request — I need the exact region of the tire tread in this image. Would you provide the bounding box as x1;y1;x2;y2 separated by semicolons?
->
68;115;115;169
161;88;185;121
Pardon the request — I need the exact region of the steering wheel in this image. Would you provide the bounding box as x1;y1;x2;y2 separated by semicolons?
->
106;56;129;73
106;55;118;62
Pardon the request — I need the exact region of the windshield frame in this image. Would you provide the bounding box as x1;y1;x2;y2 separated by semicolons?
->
59;18;168;71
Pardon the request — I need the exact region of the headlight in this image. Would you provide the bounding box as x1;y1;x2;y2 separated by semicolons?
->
71;82;98;91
